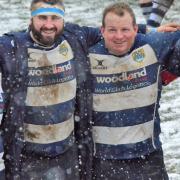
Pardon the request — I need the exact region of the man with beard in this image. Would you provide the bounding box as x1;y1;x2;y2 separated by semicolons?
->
0;1;179;180
0;0;102;179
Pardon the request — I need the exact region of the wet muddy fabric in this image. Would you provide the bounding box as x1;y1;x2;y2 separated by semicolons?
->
89;31;180;160
92;149;168;180
20;144;79;180
0;23;100;180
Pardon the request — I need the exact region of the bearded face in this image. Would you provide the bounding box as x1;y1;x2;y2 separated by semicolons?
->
30;15;64;46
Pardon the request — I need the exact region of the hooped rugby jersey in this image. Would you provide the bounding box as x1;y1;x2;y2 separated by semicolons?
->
89;31;180;159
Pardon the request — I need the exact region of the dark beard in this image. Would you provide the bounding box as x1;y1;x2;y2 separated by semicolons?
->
30;23;64;46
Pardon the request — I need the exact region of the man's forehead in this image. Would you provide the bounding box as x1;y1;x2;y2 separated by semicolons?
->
105;11;133;21
104;13;135;28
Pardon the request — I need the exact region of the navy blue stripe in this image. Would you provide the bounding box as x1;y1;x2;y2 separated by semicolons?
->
93;104;155;127
24;99;75;125
94;138;161;159
93;64;159;94
24;132;74;157
27;60;76;87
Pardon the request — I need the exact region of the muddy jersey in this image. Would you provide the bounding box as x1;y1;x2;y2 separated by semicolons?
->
89;31;180;159
0;23;100;159
0;23;102;178
23;39;76;156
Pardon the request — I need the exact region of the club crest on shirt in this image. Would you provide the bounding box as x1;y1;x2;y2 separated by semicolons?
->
132;48;145;63
59;43;68;56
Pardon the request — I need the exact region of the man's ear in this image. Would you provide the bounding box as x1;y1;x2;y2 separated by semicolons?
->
29;18;33;26
134;24;138;33
100;26;105;37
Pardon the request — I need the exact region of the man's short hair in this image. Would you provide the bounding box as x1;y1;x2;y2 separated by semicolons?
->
102;2;136;27
30;0;64;11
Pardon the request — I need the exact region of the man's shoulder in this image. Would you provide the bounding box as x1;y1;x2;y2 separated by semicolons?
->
0;30;30;54
6;30;29;42
89;39;106;53
64;22;82;34
0;33;14;52
64;22;99;36
0;30;28;45
142;31;180;41
135;32;166;46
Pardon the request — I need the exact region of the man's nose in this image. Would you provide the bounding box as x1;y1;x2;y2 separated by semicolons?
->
44;18;54;29
115;31;124;39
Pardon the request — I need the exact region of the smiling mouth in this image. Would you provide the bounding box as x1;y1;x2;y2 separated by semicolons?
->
42;30;56;35
114;41;126;45
114;42;126;46
40;27;57;35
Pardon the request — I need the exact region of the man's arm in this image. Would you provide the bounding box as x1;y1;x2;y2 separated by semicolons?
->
80;23;180;47
64;22;153;49
81;24;148;46
167;39;180;76
156;25;180;85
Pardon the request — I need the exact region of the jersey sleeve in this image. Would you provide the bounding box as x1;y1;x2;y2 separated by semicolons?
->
167;39;180;76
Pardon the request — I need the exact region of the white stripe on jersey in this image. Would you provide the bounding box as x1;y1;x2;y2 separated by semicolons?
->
24;115;74;144
26;79;76;106
89;45;157;75
93;120;154;145
93;82;158;112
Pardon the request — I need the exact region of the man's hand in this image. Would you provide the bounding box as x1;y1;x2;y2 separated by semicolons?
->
157;22;180;32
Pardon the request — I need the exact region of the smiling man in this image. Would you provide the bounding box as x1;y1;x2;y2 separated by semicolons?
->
0;0;101;179
88;2;180;180
101;10;138;56
30;0;65;46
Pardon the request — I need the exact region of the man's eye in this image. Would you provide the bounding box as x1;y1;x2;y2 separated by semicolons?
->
52;16;61;20
38;16;46;20
109;29;116;32
122;29;129;32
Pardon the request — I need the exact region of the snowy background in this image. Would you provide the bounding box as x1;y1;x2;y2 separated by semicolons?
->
0;0;179;179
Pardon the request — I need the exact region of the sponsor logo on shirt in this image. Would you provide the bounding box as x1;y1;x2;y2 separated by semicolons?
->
96;67;147;83
28;61;72;76
92;59;108;70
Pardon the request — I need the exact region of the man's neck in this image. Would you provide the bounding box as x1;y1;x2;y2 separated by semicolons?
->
30;31;55;49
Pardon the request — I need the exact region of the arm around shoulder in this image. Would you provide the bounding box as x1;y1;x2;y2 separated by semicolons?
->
167;39;180;76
